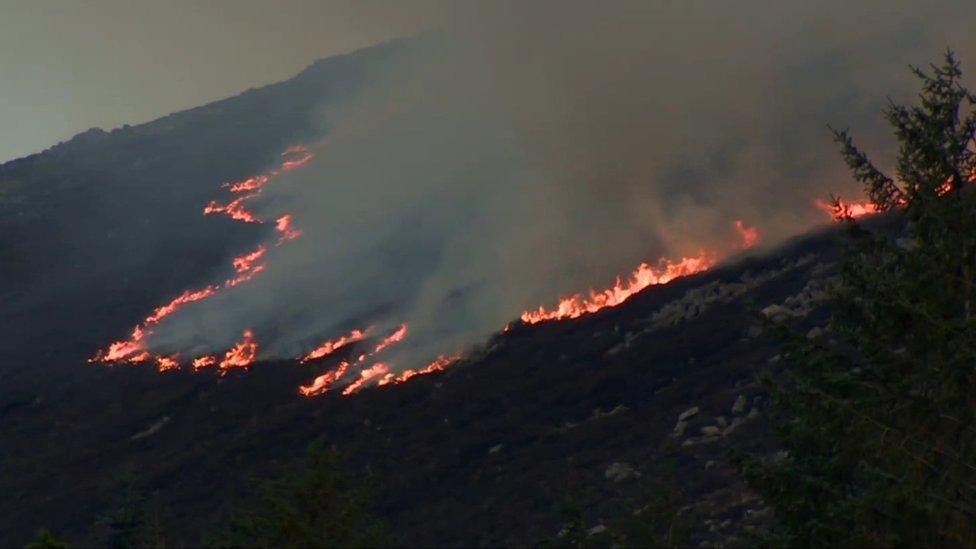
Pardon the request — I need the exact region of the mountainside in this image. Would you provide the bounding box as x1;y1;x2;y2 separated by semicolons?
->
0;41;845;546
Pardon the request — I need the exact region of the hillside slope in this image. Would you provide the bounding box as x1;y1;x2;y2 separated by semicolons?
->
1;224;841;545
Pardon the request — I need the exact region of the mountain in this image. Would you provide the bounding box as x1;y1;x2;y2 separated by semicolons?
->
0;40;843;546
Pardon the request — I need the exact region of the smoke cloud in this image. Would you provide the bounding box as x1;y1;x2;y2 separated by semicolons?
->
147;1;975;371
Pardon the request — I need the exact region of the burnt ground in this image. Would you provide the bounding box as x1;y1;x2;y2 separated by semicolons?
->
0;227;840;547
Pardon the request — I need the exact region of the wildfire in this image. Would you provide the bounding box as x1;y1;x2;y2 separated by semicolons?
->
377;355;459;387
298;360;352;397
341;363;390;396
814;198;879;220
191;356;217;370
520;252;716;324
733;219;759;249
203;193;262;223
219;329;258;371
275;215;302;245
91;144;313;372
300;329;368;363
155;355;179;372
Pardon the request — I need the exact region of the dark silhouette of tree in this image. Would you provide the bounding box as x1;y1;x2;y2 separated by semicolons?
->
734;51;976;546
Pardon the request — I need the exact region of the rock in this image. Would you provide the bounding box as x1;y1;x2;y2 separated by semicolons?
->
682;438;697;447
678;406;699;422
488;444;503;454
722;417;745;436
806;326;823;339
605;462;640;482
747;407;759;419
672;420;688;437
130;416;170;441
716;416;727;428
587;524;607;536
731;394;748;414
761;304;791;321
700;425;722;436
704;460;715;470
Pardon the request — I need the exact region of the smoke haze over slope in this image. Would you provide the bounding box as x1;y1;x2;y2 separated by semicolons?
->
134;1;975;373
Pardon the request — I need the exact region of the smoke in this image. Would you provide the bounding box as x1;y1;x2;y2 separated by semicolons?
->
147;1;975;371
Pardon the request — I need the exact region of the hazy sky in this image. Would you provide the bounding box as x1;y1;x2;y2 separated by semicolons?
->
0;0;452;162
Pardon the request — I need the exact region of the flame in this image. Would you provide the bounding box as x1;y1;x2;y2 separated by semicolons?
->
224;174;270;193
203;193;261;223
814;198;879;220
300;329;369;363
219;329;258;371
341;363;390;396
146;286;220;325
733;219;759;249
92;144;313;372
155;355;179;372
377;354;459;387
275;215;302;245
298;360;351;397
520;252;716;324
191;355;217;370
372;324;408;354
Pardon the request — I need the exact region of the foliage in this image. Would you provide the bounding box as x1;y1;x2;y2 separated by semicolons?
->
213;443;385;548
93;471;166;549
23;529;68;549
733;51;976;546
548;462;687;548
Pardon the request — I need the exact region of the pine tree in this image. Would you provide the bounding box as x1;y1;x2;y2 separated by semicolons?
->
734;51;976;546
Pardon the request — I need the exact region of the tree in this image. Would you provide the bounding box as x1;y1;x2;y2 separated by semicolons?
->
733;51;976;546
214;443;386;548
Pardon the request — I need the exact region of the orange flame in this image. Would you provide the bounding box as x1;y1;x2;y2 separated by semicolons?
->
191;355;217;370
146;286;219;325
275;215;302;245
377;355;459;387
298;360;351;397
520;252;716;324
300;329;368;363
155;355;179;372
341;363;390;396
372;324;408;355
219;329;258;371
92;144;313;371
224;174;270;193
733;219;759;249
203;193;261;223
814;198;879;221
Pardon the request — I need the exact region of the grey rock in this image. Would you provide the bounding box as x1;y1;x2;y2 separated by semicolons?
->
731;394;748;414
678;406;699;422
700;425;722;436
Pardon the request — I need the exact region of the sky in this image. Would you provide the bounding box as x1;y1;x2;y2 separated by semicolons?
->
0;0;454;162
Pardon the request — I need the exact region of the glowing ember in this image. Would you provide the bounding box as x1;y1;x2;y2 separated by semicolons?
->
733;219;759;249
521;252;716;324
191;356;217;370
300;329;368;363
341;363;390;396
219;329;258;371
275;215;302;245
155;355;179;372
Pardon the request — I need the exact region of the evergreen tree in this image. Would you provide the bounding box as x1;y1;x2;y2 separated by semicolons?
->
215;443;385;548
734;51;976;546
